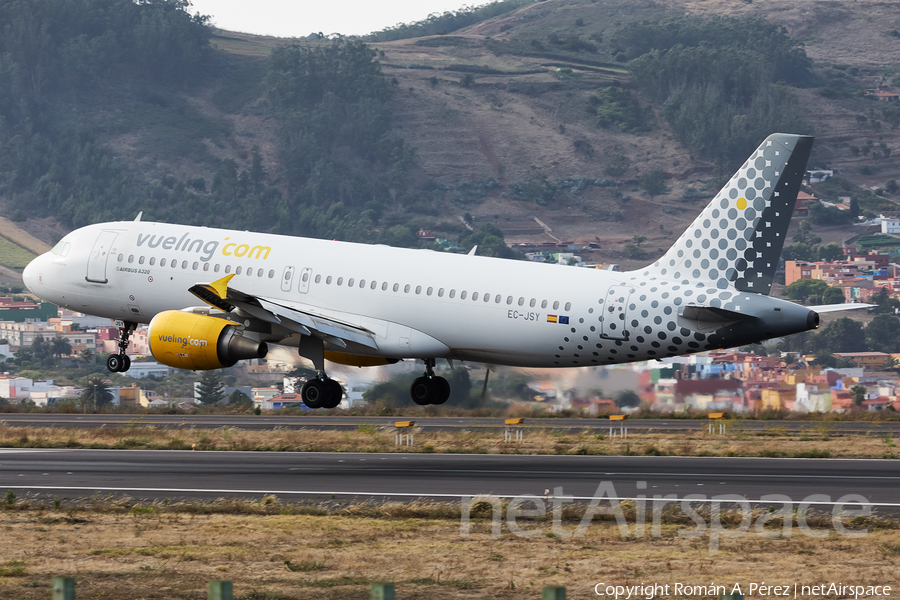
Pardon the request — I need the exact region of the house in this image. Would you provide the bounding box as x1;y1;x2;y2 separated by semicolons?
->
833;352;893;370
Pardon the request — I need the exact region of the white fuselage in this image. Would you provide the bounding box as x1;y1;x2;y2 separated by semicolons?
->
23;220;809;369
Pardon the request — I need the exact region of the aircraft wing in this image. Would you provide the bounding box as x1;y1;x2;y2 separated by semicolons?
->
806;303;874;313
187;274;378;350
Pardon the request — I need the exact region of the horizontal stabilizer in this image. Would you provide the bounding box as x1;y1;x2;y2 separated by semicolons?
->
679;304;753;331
807;303;873;313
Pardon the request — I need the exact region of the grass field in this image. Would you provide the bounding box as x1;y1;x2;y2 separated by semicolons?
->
0;496;897;599
0;236;37;269
1;423;897;459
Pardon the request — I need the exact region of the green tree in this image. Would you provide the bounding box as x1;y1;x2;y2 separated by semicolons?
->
866;315;900;353
81;376;113;411
784;279;830;304
445;368;474;406
813;318;866;353
639;170;666;199
850;384;867;407
459;224;522;259
196;370;226;405
228;390;251;405
822;287;846;304
79;348;94;365
50;335;72;358
616;389;641;409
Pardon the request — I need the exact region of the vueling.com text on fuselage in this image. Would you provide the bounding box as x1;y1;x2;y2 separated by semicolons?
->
135;233;271;263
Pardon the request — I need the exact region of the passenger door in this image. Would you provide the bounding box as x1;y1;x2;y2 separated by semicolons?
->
85;231;118;284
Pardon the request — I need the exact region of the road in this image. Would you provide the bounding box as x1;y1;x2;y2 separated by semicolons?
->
1;413;898;434
0;449;896;510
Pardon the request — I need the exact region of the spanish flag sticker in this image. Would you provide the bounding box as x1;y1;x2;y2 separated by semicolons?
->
547;315;558;323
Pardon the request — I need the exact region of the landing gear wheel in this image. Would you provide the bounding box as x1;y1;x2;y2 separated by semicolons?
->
323;379;343;409
410;376;436;406
301;379;332;409
106;355;122;373
121;355;131;372
433;376;450;405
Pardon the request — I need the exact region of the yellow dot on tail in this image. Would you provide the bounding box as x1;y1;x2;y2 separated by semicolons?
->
737;197;747;210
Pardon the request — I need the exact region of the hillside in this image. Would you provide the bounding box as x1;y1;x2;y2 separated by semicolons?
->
2;0;900;277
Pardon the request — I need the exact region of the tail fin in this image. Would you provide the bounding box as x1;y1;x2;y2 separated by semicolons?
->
644;133;813;295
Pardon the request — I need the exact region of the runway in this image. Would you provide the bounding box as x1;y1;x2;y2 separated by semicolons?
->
2;413;898;434
1;449;897;509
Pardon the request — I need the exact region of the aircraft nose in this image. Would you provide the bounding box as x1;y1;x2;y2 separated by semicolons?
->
22;255;42;294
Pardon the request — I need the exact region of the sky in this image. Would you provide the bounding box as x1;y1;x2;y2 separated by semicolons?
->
187;0;483;38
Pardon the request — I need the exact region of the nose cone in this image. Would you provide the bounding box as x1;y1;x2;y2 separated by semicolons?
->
22;255;42;294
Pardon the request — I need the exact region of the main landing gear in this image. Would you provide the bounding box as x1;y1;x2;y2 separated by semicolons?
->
410;358;450;406
300;376;343;410
297;336;343;409
106;321;136;373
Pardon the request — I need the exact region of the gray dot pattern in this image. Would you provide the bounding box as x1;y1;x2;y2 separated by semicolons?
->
646;134;809;294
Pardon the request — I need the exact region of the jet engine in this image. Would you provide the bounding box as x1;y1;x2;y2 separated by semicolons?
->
148;311;267;370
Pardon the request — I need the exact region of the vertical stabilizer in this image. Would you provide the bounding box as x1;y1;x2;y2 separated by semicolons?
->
644;133;813;295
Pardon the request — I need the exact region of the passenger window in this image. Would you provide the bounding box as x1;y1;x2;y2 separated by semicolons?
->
348;278;354;287
160;259;166;267
128;255;134;264
438;288;444;297
118;254;124;262
404;284;410;293
193;262;199;270
214;264;220;273
484;293;490;303
506;296;513;305
449;289;456;298
327;276;333;284
472;292;479;301
236;266;242;275
172;260;178;269
565;302;571;311
315;274;321;283
518;297;525;306
203;263;209;272
269;270;275;279
359;280;365;289
247;267;253;276
258;269;264;278
337;277;343;286
427;287;433;296
415;285;422;294
149;257;156;266
461;291;467;300
370;281;377;290
530;298;536;308
494;294;501;303
553;301;560;310
393;283;399;292
180;260;186;269
225;265;232;274
541;300;547;309
139;256;145;265
381;282;387;291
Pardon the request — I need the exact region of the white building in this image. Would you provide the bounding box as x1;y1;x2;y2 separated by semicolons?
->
120;361;173;379
881;216;900;234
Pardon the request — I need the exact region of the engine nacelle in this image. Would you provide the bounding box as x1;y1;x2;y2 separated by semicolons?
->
148;310;267;370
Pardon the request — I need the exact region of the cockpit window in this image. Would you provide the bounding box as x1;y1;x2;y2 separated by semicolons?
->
51;240;72;256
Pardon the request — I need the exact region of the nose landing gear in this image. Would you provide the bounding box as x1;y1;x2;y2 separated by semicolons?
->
106;321;136;373
410;358;451;405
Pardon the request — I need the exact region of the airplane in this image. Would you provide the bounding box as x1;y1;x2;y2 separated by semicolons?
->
22;133;863;409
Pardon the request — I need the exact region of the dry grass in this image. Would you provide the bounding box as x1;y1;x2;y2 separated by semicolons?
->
0;216;51;255
0;495;898;599
0;422;898;458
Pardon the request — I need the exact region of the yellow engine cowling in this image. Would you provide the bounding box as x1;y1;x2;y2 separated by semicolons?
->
148;311;268;370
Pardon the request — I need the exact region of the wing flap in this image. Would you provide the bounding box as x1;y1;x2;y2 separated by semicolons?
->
188;276;378;350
